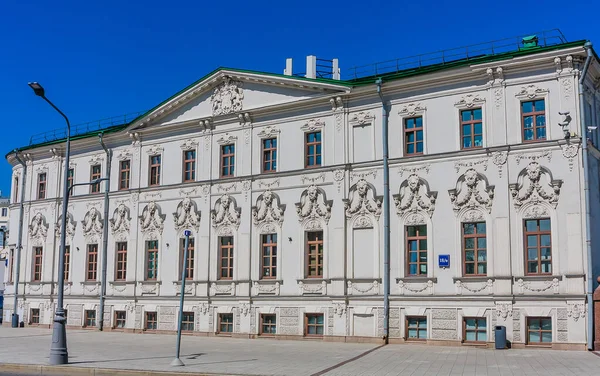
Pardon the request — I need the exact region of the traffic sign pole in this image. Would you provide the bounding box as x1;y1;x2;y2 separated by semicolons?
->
171;229;191;367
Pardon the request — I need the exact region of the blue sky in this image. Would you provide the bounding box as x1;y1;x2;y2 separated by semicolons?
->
1;0;599;196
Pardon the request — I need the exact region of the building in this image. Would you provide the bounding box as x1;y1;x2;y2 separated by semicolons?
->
0;194;9;301
2;31;600;349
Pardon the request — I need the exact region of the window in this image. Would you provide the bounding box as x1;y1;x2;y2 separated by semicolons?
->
115;242;127;281
524;219;552;275
463;223;487;276
37;173;47;199
9;249;14;283
63;246;70;281
145;312;157;330
146;240;159;280
522;99;546;142
33;247;43;282
463;317;487;343
119;160;130;190
14;177;19;203
406;225;427;276
90;165;102;193
1;208;6;217
218;313;233;333
406;316;427;340
30;309;40;324
86;244;98;281
306;231;323;278
220;144;235;177
305;131;322;168
114;311;126;329
460;109;483;149
219;236;234;280
304;313;324;336
262;138;277;173
261;234;277;279
179;237;194;280
183;150;196;182
181;312;194;331
66;168;74;196
149;155;161;186
527;317;552;345
404;117;424;155
85;310;96;327
261;314;277;335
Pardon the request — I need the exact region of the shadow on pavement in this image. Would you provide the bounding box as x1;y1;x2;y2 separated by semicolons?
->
68;353;206;365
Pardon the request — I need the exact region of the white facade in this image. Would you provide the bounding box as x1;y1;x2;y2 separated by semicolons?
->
3;40;600;349
0;196;9;296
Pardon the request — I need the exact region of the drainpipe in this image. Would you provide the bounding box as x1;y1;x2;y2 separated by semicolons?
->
578;41;594;351
376;78;391;343
98;133;112;331
11;150;27;327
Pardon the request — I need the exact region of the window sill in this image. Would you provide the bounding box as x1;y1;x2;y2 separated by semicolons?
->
453;277;493;283
396;277;437;283
514;275;562;282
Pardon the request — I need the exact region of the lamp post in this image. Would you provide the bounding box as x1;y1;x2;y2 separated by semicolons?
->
171;229;191;367
29;82;71;365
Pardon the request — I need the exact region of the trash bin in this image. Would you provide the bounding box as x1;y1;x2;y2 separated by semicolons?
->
495;325;507;349
11;313;19;327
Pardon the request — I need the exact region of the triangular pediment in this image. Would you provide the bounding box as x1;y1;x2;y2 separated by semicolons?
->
128;69;350;131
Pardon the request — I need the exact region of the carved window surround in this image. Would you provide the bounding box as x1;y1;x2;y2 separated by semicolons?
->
145;145;163;156
210;280;237;296
252;280;282;296
454;93;486;110
296;279;329;295
172;280;197;296
216;133;237;145
398;103;427;156
137;281;161;296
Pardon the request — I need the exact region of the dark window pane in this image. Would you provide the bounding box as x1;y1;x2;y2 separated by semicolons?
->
473;108;482;120
522;101;533;113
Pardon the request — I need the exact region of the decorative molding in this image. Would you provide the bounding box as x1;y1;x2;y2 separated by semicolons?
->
139;202;165;235
516;278;560;294
454;94;485;108
110;203;130;240
333;302;347;317
349;111;374;125
252;281;280;296
397;279;434;295
397;164;430;177
347;280;379;295
211;77;243;116
88;154;104;165
55;212;76;241
495;302;513;321
300;173;325;184
448;169;494;214
296;184;332;225
257;179;280;189
179;187;197;197
344;179;382;220
509;162;562;209
566;302;585;322
494;88;503;109
216;182;237;193
298;280;327;295
398;102;426;117
453;159;488;173
211;194;241;229
216;133;237;145
491;151;508;177
257;126;280;139
515;84;549;99
238;112;252;126
515;150;552;165
350;169;377;182
462;209;484;222
454;279;493;294
561;144;579;172
300;118;325;132
210;282;236;296
173;197;201;231
353;216;373;228
145;145;163;156
332;169;345;193
180;139;198;150
522;205;549;219
82;207;103;238
394;174;437;218
252;190;285;227
115;149;132;161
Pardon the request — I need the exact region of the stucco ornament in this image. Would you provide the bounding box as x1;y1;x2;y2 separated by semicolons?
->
139;201;165;234
211;194;241;228
344;179;382;218
29;212;49;241
110;204;130;235
211;77;243;116
82;207;103;236
448;169;494;214
173;197;201;231
252;189;285;226
295;184;332;224
55;213;76;240
509;162;562;209
394;174;437;218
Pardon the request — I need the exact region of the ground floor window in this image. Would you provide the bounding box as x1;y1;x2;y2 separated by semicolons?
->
30;308;40;324
145;312;157;330
304;313;324;336
527;317;552;345
114;311;126;329
218;313;233;333
406;316;427;340
182;312;194;331
260;314;277;335
463;317;486;343
84;310;96;327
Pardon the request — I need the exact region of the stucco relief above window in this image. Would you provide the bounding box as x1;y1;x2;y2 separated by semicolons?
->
179;139;198;151
454;94;485;109
211;77;244;116
257;126;280;139
145;145;163;156
55;212;77;242
398;102;426;117
394;174;437;221
115;149;132;161
110;203;130;241
82;207;104;242
252;189;285;228
173;197;201;231
216;133;237;145
211;194;241;230
88;154;104;165
448;169;494;215
139;201;165;236
301;118;325;132
509;162;562;209
344;179;382;228
295;184;332;228
515;84;549;100
29;212;48;245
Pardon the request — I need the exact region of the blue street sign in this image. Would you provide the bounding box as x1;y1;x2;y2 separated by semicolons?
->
438;254;450;268
184;230;191;237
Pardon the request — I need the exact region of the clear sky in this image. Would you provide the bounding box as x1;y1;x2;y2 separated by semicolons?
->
1;0;599;196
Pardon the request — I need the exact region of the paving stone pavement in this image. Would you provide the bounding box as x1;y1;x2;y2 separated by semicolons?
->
1;327;600;375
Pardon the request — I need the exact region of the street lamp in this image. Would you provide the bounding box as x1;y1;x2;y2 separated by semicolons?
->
29;82;71;365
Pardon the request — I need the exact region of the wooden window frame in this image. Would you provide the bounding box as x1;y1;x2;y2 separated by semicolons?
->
405;316;427;341
524;218;552;276
462;222;487;276
305;231;324;278
63;245;70;281
119;160;130;190
114;311;126;329
218;313;233;334
403;116;424;156
463;317;487;343
218;236;234;280
181;311;194;332
179;237;194;280
406;225;427;276
304;131;322;168
521;99;546;142
220;144;235;178
86;244;98;281
261;233;277;279
260;314;277;336
526;317;552;345
149;155;161;186
32;246;43;282
146;240;159;281
460;108;483;150
145;311;157;331
262;138;277;173
90;165;102;193
30;308;40;325
304;313;324;337
115;242;127;281
84;310;96;328
37;173;47;199
182;150;196;183
66;168;74;196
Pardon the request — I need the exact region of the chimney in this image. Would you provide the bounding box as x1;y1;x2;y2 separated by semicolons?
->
332;58;340;80
305;55;316;79
283;58;293;76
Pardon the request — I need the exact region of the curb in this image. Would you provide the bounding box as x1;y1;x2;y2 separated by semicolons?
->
0;363;246;376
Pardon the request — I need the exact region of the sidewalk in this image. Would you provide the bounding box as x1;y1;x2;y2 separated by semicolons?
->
1;327;600;376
